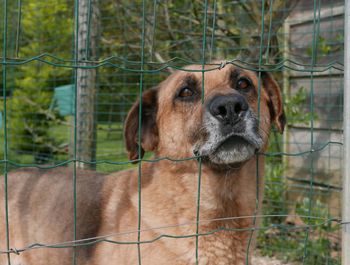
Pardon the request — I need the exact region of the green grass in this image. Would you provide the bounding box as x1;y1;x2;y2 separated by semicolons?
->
0;121;139;173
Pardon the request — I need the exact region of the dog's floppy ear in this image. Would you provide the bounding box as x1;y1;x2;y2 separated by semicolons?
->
261;72;286;134
124;88;158;162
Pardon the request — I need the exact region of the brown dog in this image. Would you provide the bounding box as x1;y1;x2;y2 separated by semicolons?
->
0;63;285;265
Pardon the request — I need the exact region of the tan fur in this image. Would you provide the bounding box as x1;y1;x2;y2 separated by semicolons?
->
0;64;284;265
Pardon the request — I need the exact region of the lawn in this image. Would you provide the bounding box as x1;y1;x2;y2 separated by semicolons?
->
0;121;139;173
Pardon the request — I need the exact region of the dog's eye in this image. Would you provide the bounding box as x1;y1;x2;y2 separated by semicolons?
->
178;87;194;98
237;78;251;90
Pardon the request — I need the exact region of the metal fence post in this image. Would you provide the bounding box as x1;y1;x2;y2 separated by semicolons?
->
343;1;350;264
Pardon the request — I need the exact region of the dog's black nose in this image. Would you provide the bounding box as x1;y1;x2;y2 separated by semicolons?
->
209;94;248;125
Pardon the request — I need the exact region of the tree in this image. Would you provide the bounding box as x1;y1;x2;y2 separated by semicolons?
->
5;0;73;163
74;0;100;168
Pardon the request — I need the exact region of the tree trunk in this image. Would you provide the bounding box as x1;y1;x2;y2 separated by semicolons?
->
72;0;100;169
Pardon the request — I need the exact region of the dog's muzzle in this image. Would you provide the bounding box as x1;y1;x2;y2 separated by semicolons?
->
194;94;263;165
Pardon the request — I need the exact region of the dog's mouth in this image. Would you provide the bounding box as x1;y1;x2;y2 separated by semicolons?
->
209;134;259;165
194;132;262;166
213;134;256;154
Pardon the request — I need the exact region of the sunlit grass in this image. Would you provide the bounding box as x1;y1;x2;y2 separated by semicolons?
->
0;122;139;173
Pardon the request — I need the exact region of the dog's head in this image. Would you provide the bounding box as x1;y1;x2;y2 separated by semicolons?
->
124;64;285;167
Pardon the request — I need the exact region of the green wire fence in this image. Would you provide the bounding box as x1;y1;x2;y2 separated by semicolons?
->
0;0;346;264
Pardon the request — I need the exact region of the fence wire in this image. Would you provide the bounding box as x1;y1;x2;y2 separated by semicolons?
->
0;0;345;265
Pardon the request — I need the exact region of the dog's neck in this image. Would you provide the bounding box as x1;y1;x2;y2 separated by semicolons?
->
148;156;265;229
120;157;265;263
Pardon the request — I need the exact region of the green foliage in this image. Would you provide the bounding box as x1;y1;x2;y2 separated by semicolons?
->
294;198;339;265
284;86;316;125
307;34;343;58
9;88;62;163
4;0;73;163
259;195;340;264
262;161;287;224
296;197;329;226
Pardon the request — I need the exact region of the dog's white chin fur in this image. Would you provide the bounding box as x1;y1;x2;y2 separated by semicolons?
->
208;144;256;164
